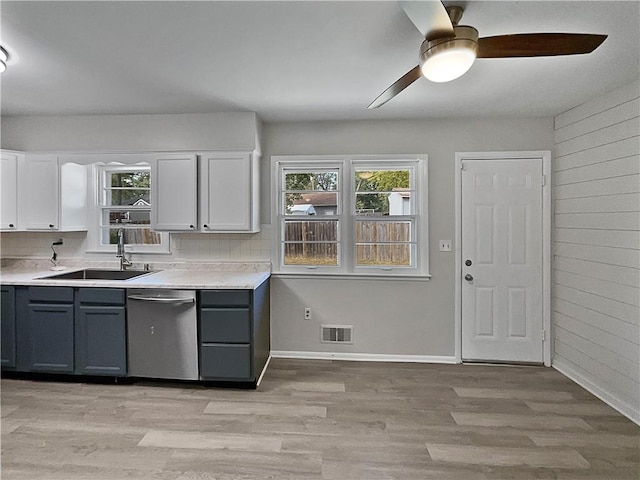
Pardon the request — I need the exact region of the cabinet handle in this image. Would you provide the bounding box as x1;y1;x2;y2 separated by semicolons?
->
8;223;14;228
189;225;194;229
49;224;55;228
203;224;209;229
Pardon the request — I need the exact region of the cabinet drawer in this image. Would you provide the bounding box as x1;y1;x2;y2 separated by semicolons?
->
200;308;250;343
200;290;250;307
28;286;73;303
77;288;125;306
200;343;251;380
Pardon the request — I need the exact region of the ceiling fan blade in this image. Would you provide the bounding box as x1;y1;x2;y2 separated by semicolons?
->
477;33;608;58
368;66;422;109
401;1;454;40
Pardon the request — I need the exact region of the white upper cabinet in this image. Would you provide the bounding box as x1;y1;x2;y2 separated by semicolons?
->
151;154;198;231
0;151;21;230
151;151;260;233
199;151;260;233
21;154;87;231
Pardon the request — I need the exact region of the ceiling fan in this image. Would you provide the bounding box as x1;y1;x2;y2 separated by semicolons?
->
368;0;607;109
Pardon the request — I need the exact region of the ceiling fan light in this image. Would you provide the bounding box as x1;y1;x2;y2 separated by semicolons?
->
419;25;478;83
421;47;476;82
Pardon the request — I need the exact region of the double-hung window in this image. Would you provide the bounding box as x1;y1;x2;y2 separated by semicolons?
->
273;155;428;278
90;163;168;253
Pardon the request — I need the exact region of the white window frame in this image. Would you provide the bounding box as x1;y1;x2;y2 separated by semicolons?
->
272;154;429;279
87;162;169;254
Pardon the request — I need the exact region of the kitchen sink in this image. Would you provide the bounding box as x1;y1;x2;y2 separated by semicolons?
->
39;269;157;281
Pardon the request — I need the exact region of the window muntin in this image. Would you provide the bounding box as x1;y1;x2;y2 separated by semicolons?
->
274;156;427;276
95;165;167;252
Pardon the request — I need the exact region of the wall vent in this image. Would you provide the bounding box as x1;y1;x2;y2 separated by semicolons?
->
321;325;353;344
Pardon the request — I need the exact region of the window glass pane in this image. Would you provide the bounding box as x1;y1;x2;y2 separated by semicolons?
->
101;227;162;245
284;219;338;266
285;192;338;216
356;244;411;266
285;172;337;191
355;169;411;215
356;220;412;266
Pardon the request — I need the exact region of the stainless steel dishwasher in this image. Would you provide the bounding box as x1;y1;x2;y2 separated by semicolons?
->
126;289;198;380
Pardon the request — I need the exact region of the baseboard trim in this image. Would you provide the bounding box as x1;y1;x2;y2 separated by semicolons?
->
270;350;458;364
256;355;271;387
553;357;639;426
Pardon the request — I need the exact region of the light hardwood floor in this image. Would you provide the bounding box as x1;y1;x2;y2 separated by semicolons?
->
1;359;638;479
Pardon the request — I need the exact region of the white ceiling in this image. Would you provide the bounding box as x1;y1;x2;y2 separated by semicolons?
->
1;1;638;122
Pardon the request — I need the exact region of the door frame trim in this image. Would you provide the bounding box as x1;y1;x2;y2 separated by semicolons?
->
454;151;551;366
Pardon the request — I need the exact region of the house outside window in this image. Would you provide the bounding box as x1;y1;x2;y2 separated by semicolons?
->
273;155;429;278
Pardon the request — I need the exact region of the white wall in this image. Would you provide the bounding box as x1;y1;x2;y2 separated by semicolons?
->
0;112;259;152
551;80;640;423
264;118;554;359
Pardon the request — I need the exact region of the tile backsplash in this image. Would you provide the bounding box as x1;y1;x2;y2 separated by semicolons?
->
0;225;272;263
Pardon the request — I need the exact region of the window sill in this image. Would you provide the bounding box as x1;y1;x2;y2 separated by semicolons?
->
271;271;432;281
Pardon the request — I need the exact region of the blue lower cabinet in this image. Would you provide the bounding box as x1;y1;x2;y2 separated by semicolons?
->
198;281;270;384
75;289;127;376
27;302;75;373
1;286;17;368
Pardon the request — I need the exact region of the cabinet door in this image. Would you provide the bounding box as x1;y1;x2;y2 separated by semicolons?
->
23;155;59;230
151;154;198;231
27;303;74;372
0;152;19;230
199;152;258;232
1;286;16;368
75;305;126;376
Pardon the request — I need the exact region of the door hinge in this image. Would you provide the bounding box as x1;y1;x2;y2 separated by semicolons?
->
541;329;546;341
541;175;546;186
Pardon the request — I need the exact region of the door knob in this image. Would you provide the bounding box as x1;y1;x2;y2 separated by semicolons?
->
464;274;473;282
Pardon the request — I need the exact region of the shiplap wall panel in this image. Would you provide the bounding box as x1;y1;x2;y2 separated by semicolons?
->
554;339;638;406
555;193;640;214
553;298;639;345
554;98;640;144
554;155;640;185
552;80;640;423
555;228;640;250
554;256;640;288
554;136;639;172
554;173;640;199
554;81;640;129
554;243;639;269
554;312;639;363
554;270;639;307
554;117;640;158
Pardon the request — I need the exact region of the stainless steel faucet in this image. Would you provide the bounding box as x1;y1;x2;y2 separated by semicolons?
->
116;228;133;270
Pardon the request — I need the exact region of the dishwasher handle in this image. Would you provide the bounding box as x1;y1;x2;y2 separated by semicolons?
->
127;295;195;305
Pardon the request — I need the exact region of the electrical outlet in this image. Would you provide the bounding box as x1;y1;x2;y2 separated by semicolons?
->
439;240;452;252
304;307;312;320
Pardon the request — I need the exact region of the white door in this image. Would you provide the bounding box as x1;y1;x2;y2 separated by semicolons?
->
461;158;543;363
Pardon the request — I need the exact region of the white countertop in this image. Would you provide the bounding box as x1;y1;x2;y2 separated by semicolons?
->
0;263;270;290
